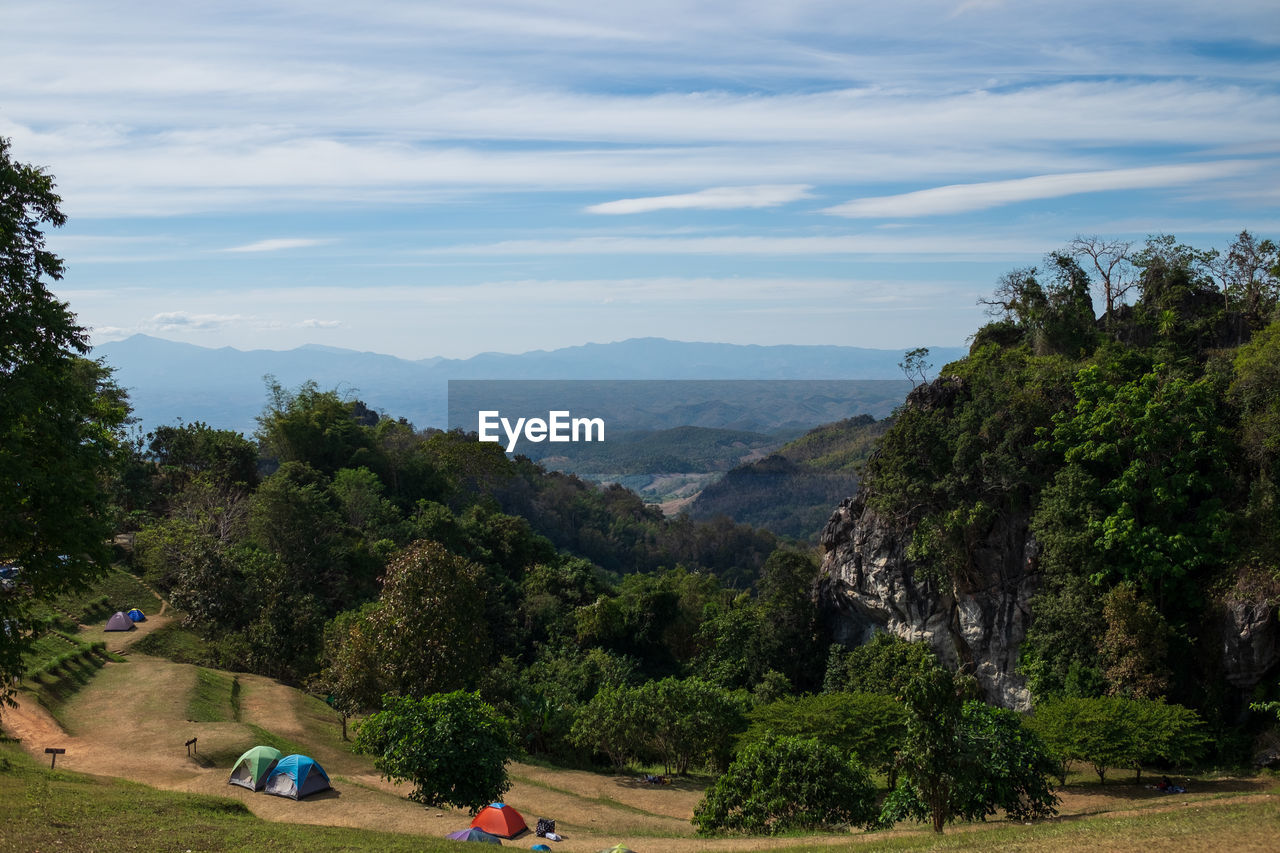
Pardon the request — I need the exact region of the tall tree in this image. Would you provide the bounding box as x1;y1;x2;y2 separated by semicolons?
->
1069;235;1135;326
1;138;130;710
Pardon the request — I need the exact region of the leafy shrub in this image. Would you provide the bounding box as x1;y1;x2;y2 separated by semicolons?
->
693;735;877;836
354;691;515;812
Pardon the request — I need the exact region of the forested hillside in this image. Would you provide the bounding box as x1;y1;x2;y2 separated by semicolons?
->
821;232;1280;760
688;415;890;541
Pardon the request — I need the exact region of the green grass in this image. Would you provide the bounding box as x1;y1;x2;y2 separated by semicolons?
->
133;621;215;664
53;566;157;623
0;741;457;853
187;668;239;723
762;797;1280;851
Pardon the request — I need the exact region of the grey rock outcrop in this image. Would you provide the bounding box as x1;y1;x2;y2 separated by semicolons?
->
817;490;1040;710
1218;595;1280;691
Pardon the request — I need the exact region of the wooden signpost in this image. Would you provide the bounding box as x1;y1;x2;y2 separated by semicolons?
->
185;737;198;756
45;747;65;769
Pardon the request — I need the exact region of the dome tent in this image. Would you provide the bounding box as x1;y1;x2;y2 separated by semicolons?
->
470;803;528;838
445;827;502;844
127;608;146;622
264;754;332;800
104;611;134;631
228;745;283;791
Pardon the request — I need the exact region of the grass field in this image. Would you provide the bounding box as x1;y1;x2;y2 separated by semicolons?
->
2;577;1278;852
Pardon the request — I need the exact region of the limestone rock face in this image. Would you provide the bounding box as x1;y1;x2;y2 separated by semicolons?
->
817;490;1039;710
1219;597;1280;690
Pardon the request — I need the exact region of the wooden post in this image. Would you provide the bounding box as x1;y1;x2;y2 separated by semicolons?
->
45;747;66;769
185;737;198;756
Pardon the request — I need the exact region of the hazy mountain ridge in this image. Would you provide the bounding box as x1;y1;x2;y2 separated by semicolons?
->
95;335;965;435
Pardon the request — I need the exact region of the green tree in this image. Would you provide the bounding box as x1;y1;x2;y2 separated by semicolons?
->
1035;364;1232;600
1098;582;1171;698
693;735;877;836
1018;573;1107;701
0;138;131;709
824;633;938;696
637;677;746;775
148;421;258;495
881;664;1058;833
742;692;906;780
255;378;379;475
1029;696;1204;784
569;683;645;769
355;691;515;812
313;603;383;740
883;662;966;833
365;539;491;698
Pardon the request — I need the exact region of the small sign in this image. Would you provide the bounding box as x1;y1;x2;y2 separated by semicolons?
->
185;737;198;756
45;747;66;769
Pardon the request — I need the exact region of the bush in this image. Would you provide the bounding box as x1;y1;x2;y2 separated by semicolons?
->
354;691;515;812
1029;695;1206;783
693;735;877;836
743;691;906;779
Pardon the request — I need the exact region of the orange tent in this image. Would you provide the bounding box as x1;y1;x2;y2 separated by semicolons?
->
470;803;528;838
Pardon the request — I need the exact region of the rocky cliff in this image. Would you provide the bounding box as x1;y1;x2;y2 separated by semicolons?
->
817;489;1040;710
818;489;1280;713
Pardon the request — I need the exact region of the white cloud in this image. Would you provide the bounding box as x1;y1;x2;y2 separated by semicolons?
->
586;184;813;215
297;318;342;328
146;311;256;331
824;161;1260;218
222;238;329;253
425;232;1049;257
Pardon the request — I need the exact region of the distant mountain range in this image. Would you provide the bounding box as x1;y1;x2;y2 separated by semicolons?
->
93;335;968;435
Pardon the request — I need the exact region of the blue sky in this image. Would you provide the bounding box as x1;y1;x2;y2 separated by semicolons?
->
4;0;1278;359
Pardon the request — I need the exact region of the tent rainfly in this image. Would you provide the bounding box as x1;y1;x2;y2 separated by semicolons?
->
228;745;283;791
470;803;528;838
127;608;146;622
104;611;134;631
263;754;332;800
445;827;503;844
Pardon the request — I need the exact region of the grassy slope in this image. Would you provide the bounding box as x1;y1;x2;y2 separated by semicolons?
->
0;741;453;853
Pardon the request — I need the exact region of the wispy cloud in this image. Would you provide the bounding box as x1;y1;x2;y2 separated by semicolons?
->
222;238;329;253
824;161;1259;218
587;184;813;215
426;232;1049;257
297;318;342;328
145;311;258;331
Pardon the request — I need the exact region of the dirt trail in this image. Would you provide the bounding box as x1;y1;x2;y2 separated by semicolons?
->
0;693;78;757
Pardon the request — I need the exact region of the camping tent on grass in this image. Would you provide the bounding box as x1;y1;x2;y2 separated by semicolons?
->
471;803;528;838
445;827;502;844
597;846;637;853
264;754;331;800
127;608;146;622
104;611;134;631
228;745;283;791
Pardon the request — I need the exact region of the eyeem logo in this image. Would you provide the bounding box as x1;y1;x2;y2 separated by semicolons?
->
478;410;605;453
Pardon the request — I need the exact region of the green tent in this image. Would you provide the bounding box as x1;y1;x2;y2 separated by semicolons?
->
597;846;637;853
228;745;283;791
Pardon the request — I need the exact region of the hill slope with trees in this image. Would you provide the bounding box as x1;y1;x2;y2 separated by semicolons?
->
818;232;1280;763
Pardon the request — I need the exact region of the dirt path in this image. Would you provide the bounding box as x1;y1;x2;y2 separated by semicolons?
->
0;693;78;757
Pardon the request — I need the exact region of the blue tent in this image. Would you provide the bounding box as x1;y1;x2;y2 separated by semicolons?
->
127;608;146;622
263;754;332;800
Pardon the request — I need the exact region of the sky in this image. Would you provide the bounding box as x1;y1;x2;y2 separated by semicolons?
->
3;0;1279;359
